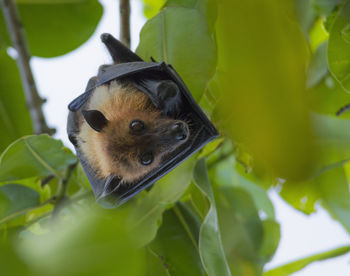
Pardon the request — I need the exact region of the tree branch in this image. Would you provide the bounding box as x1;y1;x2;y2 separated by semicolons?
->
119;0;131;48
0;0;55;135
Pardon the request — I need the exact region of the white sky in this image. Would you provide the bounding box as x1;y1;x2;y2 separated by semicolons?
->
30;0;350;274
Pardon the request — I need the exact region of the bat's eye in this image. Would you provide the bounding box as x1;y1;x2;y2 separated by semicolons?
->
130;120;145;134
140;152;153;166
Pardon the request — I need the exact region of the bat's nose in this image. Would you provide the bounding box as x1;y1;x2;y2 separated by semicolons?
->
171;122;188;141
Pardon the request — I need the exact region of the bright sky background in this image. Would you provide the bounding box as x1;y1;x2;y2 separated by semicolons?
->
30;0;350;274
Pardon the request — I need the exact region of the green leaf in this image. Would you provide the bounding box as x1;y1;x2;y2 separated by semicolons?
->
19;209;146;276
150;203;205;275
193;158;231;276
188;181;210;220
0;51;32;152
328;0;350;92
281;166;350;232
0;242;31;276
0;184;39;219
0;177;51;203
165;0;217;32
0;135;76;182
136;5;216;101
319;166;350;232
0;0;103;57
308;75;350;118
258;220;280;263
312;0;342;16
312;114;350;167
141;0;165;18
215;186;264;275
67;163;91;196
307;42;329;88
293;0;317;36
216;0;316;181
264;245;350;276
128;157;195;246
209;150;275;219
145;247;169;276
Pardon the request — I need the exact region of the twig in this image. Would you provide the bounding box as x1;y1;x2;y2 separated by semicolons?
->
51;162;77;219
0;0;55;135
336;102;350;116
119;0;131;48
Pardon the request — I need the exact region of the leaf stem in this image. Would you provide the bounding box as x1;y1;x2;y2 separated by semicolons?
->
0;0;55;135
173;204;199;251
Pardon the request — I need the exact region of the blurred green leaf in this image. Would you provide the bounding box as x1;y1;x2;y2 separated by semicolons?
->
307;42;329;88
294;0;317;35
141;0;165;19
312;114;350;167
319;166;350;232
209;149;275;219
308;75;350;118
193;158;231;276
0;135;76;182
128;157;195;246
0;184;39;219
216;0;316;181
258;220;280;263
150;203;204;275
67;163;91;196
312;0;342;16
188;181;210;220
145;247;169;276
0;242;31;276
17;0;86;3
309;18;329;51
324;8;339;32
264;245;350;276
136;5;216;101
197;138;223;159
19;209;146;276
328;0;350;92
281;165;350;232
1;177;51;203
0;0;103;57
0;51;32;152
215;186;264;276
165;0;217;32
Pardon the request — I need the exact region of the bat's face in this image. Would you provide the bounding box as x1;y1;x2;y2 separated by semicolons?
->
79;83;189;183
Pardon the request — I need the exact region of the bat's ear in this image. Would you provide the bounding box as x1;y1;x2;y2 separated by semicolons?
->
156;81;179;102
100;33;143;64
156;80;181;115
82;110;109;132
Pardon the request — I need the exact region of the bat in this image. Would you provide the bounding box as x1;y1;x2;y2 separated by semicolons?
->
67;33;218;208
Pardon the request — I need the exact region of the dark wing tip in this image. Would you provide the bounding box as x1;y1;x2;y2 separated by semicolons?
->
101;33;112;43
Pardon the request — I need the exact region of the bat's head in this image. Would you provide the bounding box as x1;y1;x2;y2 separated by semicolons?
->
79;82;189;183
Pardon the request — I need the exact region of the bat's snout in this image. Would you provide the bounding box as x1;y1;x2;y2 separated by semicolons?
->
170;121;189;141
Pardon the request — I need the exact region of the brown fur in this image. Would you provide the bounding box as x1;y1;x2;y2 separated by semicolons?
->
78;81;188;183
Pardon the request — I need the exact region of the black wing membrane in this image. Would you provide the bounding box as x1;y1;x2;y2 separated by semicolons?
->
100;33;143;63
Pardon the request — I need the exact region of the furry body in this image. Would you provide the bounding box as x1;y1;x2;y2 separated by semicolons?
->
77;80;189;183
